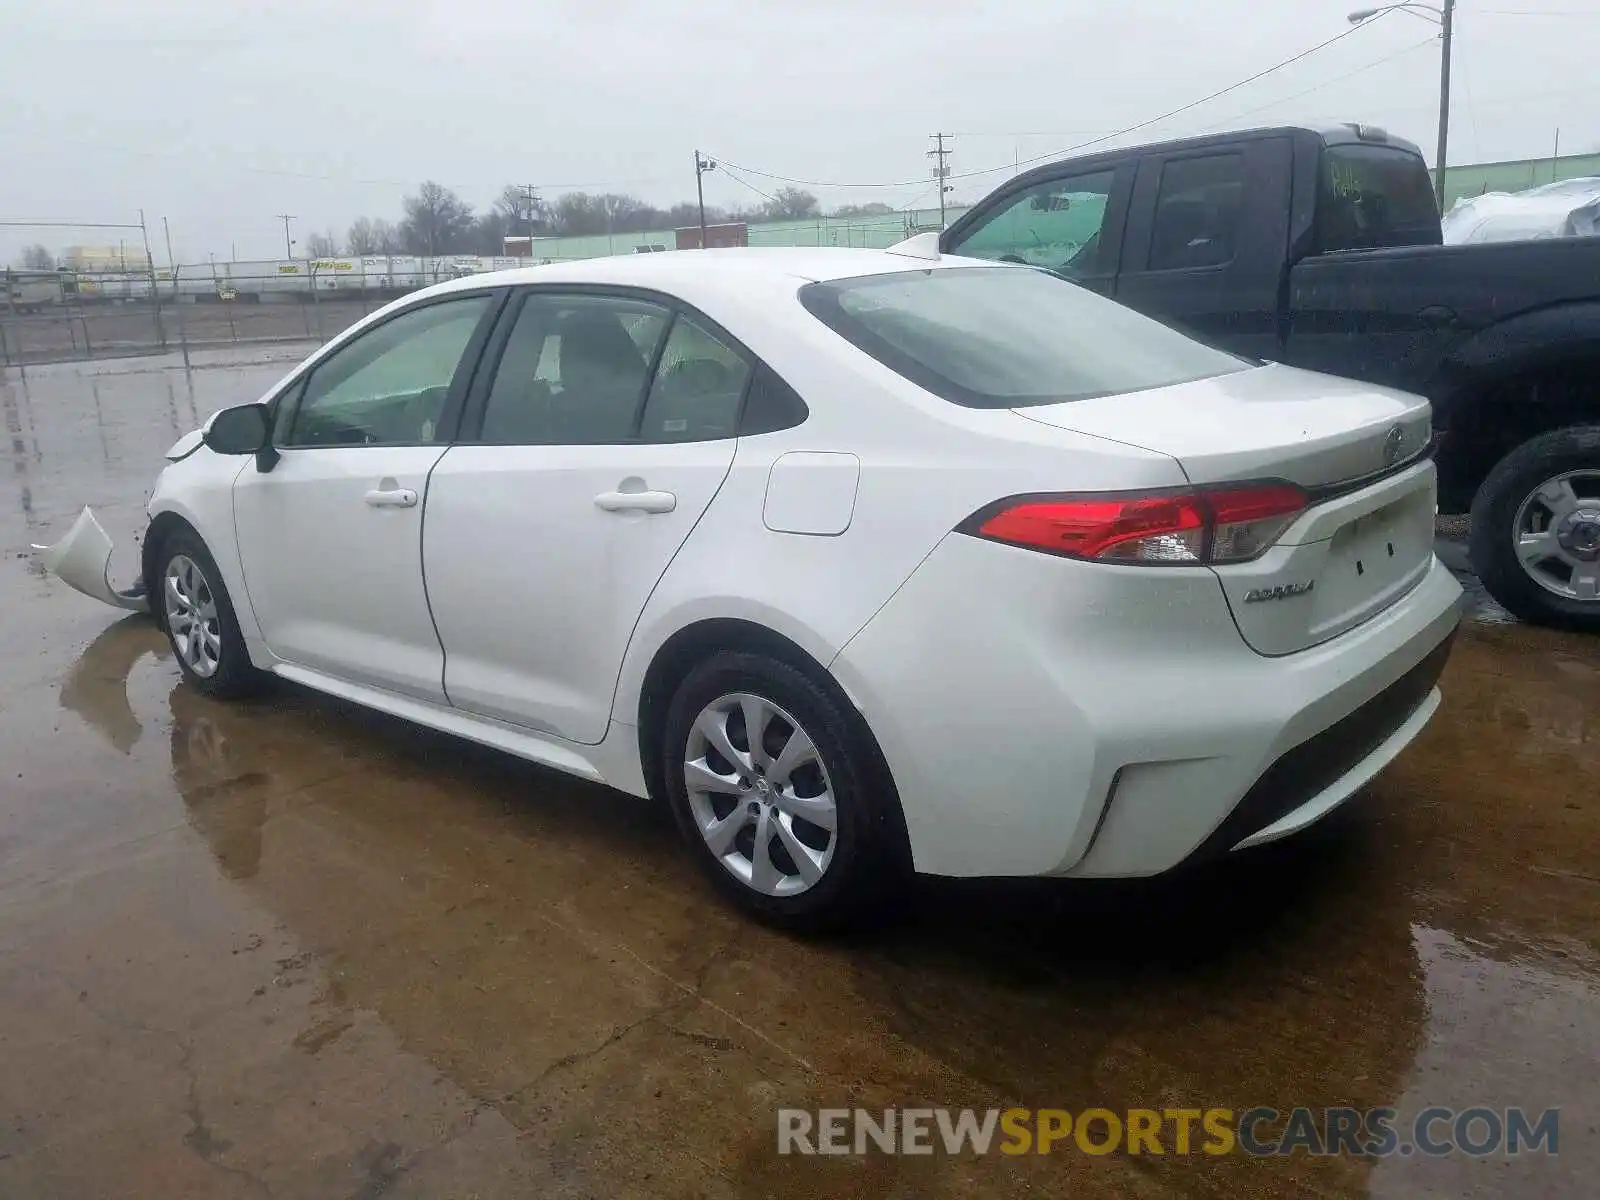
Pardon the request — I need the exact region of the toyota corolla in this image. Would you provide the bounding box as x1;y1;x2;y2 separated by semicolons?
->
36;242;1462;928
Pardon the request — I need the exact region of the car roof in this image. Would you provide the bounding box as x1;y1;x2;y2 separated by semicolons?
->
419;245;970;307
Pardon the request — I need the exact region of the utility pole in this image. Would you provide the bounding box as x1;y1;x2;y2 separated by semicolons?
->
522;184;539;247
275;213;296;258
1434;0;1455;210
1349;3;1454;208
694;151;717;248
927;133;954;228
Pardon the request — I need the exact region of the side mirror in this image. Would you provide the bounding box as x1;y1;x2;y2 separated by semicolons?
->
204;403;270;455
203;406;268;457
204;402;281;472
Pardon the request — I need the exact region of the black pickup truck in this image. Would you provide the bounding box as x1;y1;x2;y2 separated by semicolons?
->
942;123;1600;630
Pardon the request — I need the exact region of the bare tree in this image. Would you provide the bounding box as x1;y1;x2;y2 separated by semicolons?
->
666;201;728;228
494;184;552;236
471;209;510;255
399;181;477;255
832;202;895;218
19;243;54;270
304;230;341;258
347;217;400;255
762;187;821;221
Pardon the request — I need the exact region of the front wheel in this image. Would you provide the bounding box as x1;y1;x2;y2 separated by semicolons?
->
1469;425;1600;632
660;651;908;932
157;529;263;698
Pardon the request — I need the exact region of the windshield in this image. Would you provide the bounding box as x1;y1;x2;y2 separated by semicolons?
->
1317;144;1441;252
798;266;1249;409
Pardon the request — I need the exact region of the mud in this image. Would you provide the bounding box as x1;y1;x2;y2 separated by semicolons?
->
2;351;1596;1198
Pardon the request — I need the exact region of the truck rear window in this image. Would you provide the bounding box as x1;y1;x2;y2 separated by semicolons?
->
1318;144;1441;252
798;266;1247;409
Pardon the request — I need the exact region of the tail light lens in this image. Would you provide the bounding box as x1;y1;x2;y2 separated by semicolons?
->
965;483;1307;566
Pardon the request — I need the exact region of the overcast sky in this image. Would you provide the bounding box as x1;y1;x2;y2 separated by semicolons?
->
3;0;1597;262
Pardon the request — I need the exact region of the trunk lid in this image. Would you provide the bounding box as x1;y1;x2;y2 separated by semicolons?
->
1014;364;1437;654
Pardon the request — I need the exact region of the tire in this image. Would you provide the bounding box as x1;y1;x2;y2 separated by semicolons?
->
1468;424;1600;632
660;651;908;932
155;528;263;699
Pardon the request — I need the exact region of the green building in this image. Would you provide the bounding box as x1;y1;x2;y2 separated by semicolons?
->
1437;152;1600;212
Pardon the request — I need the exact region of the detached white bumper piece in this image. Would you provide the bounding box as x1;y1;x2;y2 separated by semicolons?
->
31;506;151;614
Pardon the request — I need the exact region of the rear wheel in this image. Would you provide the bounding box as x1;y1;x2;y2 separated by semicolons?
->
1469;425;1600;631
661;651;907;931
157;529;263;699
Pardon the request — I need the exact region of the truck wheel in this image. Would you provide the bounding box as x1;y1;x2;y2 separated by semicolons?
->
1469;425;1600;632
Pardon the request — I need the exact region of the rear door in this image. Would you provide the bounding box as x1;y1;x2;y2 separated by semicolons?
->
1111;136;1292;359
941;162;1134;297
423;288;745;743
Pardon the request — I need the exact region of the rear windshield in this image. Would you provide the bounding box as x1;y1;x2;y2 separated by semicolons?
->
798;266;1248;409
1317;144;1441;252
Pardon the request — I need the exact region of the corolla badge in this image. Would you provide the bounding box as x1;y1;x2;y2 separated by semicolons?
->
1244;580;1315;603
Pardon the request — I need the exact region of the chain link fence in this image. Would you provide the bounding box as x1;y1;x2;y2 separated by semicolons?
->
0;263;461;367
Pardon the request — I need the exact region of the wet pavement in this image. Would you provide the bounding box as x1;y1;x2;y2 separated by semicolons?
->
1;350;1596;1198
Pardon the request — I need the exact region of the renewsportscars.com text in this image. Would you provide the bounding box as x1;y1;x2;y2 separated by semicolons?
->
777;1106;1559;1158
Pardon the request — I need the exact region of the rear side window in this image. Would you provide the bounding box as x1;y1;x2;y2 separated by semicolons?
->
638;315;751;442
479;294;669;445
800;266;1247;409
1147;154;1244;270
1317;144;1441;252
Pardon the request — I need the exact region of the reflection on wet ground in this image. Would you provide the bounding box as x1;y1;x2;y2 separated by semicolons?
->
2;353;1596;1198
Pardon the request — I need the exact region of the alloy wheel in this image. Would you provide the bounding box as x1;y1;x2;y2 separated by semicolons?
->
683;692;837;897
1512;470;1600;603
164;554;223;678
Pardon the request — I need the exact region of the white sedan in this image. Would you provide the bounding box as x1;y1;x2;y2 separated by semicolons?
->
39;241;1462;928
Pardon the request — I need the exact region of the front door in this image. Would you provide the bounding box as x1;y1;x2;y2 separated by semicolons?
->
232;291;497;701
425;290;744;742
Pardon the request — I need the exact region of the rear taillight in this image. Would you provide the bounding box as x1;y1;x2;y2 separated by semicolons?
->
964;483;1307;566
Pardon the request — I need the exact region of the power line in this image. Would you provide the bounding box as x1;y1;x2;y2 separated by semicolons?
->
0;219;145;229
715;165;779;207
1196;37;1437;132
709;12;1397;194
1472;7;1600;16
961;9;1398;179
708;159;930;190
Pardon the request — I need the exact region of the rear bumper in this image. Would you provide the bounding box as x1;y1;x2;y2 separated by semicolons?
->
830;535;1462;879
1186;628;1453;860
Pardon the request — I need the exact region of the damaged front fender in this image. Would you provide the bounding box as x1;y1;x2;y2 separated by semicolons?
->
31;506;151;614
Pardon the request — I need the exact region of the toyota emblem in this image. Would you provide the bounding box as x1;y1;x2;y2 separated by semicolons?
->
1382;425;1406;466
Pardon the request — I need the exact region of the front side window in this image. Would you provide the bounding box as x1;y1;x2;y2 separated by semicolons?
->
1317;144;1441;252
1147;154;1244;270
281;295;491;447
947;170;1116;278
479;294;670;445
800;266;1247;409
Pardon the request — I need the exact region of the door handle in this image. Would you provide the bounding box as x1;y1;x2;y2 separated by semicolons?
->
1417;304;1458;328
364;487;418;508
594;489;676;514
